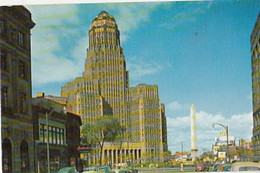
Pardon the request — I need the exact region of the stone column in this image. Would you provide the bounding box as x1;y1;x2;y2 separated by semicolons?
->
115;150;118;164
111;149;114;165
120;150;122;163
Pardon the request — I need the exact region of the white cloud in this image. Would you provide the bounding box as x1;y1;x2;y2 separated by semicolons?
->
97;3;158;43
27;5;87;86
167;101;183;111
165;101;190;118
167;111;253;154
127;56;162;79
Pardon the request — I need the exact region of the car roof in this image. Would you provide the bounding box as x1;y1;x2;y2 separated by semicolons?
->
232;162;260;166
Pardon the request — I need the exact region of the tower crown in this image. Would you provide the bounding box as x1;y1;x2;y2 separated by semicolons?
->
90;11;116;30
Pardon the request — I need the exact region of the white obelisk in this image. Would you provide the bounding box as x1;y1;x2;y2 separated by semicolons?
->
191;104;198;161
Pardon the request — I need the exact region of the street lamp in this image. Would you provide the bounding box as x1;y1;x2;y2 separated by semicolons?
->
46;109;54;173
212;123;229;163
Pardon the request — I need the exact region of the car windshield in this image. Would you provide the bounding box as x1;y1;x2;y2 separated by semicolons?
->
239;166;260;171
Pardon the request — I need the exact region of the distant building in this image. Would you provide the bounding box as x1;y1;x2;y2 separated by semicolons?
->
251;12;260;162
32;94;81;172
1;6;35;172
61;11;167;164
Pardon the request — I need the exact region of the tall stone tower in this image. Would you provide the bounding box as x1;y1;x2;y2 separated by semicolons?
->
190;104;198;161
84;11;128;117
61;11;167;164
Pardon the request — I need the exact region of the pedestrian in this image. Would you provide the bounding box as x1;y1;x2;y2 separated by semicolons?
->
180;162;184;172
76;158;83;173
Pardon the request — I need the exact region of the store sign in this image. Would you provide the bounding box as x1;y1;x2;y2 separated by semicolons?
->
218;152;226;159
77;145;91;153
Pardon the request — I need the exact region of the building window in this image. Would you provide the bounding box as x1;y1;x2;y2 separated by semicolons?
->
53;127;57;144
18;32;24;46
40;124;44;142
20;141;29;171
19;92;26;113
60;129;64;145
49;126;52;144
19;61;26;79
2;138;12;173
1;86;8;109
1;51;7;71
57;128;60;145
0;20;4;34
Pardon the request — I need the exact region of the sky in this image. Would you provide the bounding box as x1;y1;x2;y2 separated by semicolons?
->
25;0;260;154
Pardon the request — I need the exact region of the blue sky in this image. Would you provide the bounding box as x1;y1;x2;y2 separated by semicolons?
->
27;0;260;153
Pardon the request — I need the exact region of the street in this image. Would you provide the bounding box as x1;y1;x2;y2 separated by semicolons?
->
137;167;196;172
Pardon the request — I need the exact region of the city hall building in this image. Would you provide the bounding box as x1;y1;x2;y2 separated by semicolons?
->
1;6;35;172
61;11;168;165
251;12;260;162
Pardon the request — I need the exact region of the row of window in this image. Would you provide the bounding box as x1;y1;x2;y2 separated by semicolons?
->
39;124;65;145
1;51;27;80
1;85;27;113
0;20;26;47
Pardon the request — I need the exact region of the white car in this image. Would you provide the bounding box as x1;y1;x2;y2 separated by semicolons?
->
230;162;260;171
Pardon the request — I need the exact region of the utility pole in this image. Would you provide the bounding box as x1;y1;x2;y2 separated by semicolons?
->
181;142;183;160
46;112;50;173
46;109;54;173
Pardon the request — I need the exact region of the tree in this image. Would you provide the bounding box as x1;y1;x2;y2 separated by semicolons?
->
81;116;125;166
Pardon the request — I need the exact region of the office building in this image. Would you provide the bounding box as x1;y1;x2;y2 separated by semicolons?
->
61;11;167;164
1;6;35;172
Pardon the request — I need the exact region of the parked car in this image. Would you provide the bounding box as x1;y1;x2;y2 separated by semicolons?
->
195;163;209;172
110;168;137;173
83;166;110;173
217;164;231;172
230;162;260;171
213;163;221;171
58;167;79;173
222;164;232;172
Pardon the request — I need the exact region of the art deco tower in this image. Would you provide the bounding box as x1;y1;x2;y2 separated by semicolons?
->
191;104;198;161
61;11;167;164
84;11;129;127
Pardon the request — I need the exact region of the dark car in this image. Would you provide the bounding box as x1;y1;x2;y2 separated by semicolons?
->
213;163;221;171
195;163;209;172
222;164;232;172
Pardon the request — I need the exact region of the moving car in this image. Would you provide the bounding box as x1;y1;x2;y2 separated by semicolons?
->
230;162;260;171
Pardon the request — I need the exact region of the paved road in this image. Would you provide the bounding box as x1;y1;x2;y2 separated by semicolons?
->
137;167;196;172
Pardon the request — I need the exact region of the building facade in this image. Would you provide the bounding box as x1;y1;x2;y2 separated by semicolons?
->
251;12;260;162
1;6;35;172
61;11;167;164
32;94;81;172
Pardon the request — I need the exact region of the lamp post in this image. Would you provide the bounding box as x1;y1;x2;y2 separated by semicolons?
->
46;109;54;173
212;123;229;163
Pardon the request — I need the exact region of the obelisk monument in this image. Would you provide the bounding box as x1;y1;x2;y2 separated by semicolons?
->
191;104;198;161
